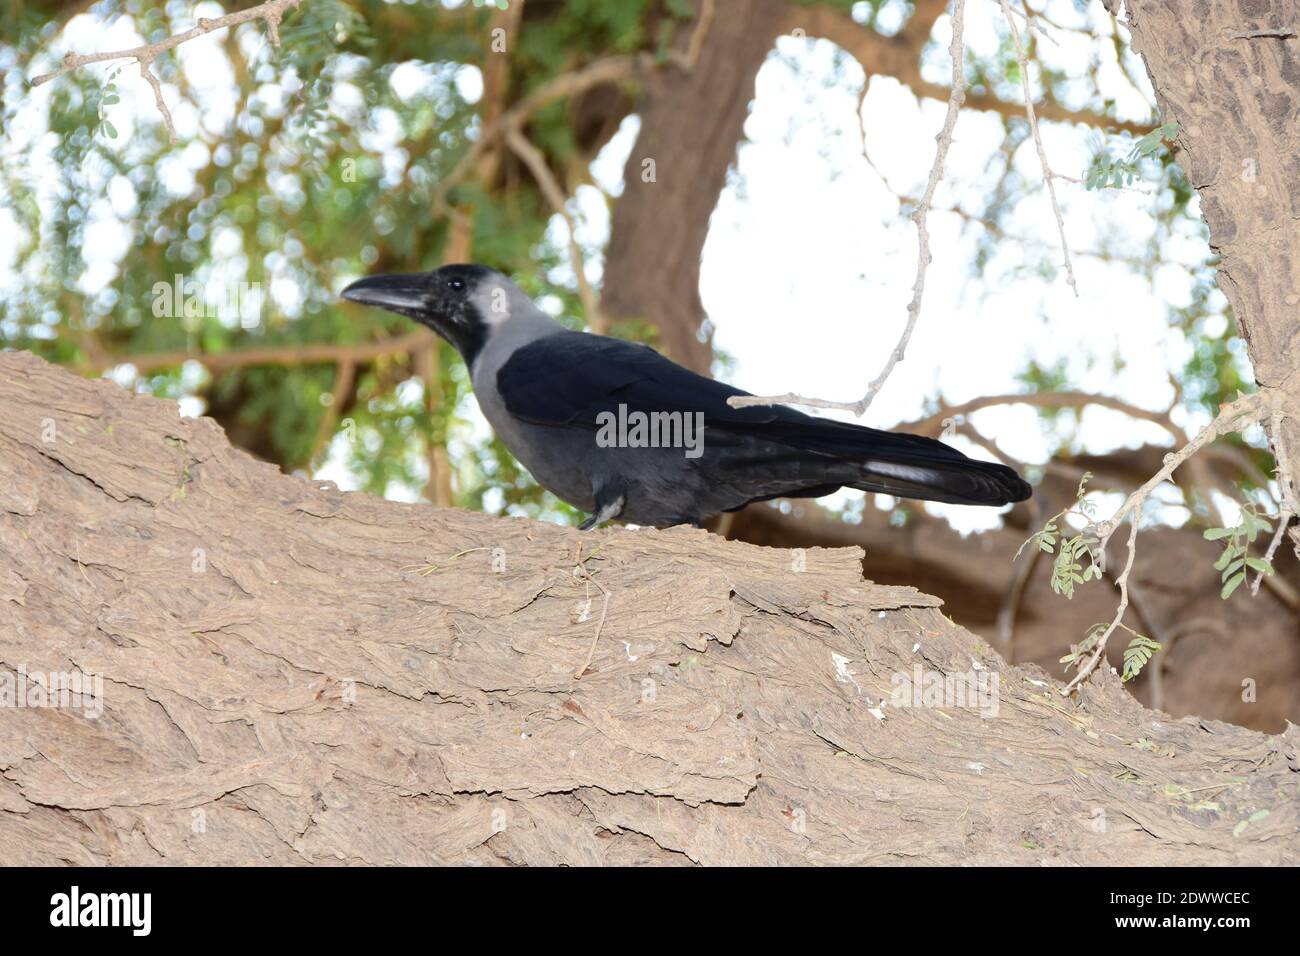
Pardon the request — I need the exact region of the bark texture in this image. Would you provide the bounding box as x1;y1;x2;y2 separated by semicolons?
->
1125;0;1300;517
725;501;1300;735
1;352;1297;865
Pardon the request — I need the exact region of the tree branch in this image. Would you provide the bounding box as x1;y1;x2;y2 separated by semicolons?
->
85;328;434;376
1062;393;1267;694
432;55;644;212
998;0;1077;297
793;4;1155;136
729;0;969;415
910;390;1188;441
505;126;606;333
29;0;307;142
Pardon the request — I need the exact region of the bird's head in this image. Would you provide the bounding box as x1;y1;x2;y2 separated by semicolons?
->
341;264;526;362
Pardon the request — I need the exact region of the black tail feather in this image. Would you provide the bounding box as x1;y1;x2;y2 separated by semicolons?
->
726;418;1033;507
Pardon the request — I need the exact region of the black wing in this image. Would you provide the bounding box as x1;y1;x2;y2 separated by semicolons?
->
495;331;1030;506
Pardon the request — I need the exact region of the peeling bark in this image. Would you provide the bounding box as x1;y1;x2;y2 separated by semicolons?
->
0;352;1296;865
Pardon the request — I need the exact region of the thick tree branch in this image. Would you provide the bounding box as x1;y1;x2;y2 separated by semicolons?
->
86;328;433;376
4;350;1297;865
792;4;1154;136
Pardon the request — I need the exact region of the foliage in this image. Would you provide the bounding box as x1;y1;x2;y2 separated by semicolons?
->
1085;122;1179;191
1204;505;1275;600
1121;634;1160;682
1060;621;1160;683
1018;472;1102;599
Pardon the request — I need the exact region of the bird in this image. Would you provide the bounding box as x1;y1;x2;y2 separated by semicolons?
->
341;264;1032;529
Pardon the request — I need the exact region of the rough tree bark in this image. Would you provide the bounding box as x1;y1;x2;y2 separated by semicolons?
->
1122;0;1300;533
1;352;1296;865
726;498;1300;734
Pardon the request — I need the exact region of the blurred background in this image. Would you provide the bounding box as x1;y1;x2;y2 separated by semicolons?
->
3;0;1295;730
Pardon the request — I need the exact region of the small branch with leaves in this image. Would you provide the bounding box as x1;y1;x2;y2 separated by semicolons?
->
29;0;307;142
1016;471;1103;599
1205;505;1277;600
1085;122;1180;190
1018;392;1270;694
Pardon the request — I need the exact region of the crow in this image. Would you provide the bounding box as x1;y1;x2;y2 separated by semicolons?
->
341;264;1032;529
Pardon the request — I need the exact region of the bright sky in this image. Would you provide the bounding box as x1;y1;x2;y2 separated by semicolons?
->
5;1;1257;532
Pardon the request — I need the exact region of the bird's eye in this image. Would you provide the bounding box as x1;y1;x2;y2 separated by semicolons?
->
446;277;466;292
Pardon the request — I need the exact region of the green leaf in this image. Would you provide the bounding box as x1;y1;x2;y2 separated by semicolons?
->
1244;557;1273;575
1121;635;1160;681
1221;572;1245;599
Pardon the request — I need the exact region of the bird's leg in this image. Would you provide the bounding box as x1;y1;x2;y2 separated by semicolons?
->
579;488;625;531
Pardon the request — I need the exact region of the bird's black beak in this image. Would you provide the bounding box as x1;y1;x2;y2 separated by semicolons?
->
340;273;428;313
341;268;487;363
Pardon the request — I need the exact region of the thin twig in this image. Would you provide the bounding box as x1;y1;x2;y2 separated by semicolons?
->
1091;394;1264;561
1230;29;1296;39
1005;0;1060;47
572;564;611;680
433;55;643;212
1252;509;1293;596
1061;515;1138;695
1061;393;1266;694
504;126;606;332
998;0;1078;297
911;390;1187;441
30;0;306;142
728;0;968;415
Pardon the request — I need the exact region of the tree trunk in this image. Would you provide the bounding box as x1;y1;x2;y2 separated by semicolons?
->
1;352;1295;865
603;0;789;373
1123;0;1300;530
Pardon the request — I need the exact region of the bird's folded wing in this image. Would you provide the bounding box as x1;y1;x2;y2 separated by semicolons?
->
495;331;772;424
495;331;1031;505
495;332;967;462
